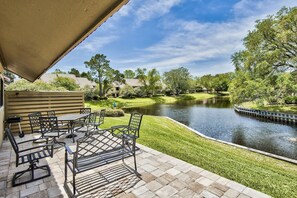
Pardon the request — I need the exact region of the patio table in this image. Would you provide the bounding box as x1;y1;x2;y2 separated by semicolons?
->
58;113;89;143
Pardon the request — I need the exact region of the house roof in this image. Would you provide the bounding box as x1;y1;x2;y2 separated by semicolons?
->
40;73;96;88
0;0;128;82
76;77;97;88
125;79;143;87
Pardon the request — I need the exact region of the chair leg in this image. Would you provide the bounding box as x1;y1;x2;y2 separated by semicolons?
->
73;172;76;196
133;140;137;173
64;152;67;184
12;161;51;186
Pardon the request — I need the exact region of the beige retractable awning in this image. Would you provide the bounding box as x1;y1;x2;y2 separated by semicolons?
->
0;0;128;81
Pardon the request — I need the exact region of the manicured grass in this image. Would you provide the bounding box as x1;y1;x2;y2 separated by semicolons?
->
101;115;297;198
85;93;215;110
242;102;297;114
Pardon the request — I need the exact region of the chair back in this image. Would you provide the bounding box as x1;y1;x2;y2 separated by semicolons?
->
88;113;97;124
6;128;19;154
128;113;143;138
98;109;106;124
75;130;123;167
47;110;56;117
28;112;41;133
39;116;59;135
80;108;91;114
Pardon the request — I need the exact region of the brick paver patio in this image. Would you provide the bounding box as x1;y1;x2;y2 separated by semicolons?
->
0;133;271;198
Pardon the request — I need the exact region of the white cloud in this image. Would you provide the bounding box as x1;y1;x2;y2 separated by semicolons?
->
112;0;296;75
134;0;182;25
77;36;118;52
117;18;252;72
233;0;296;18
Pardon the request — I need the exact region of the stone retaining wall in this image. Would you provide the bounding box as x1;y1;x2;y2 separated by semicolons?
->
234;105;297;125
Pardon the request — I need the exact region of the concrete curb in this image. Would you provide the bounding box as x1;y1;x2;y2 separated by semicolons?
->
164;116;297;165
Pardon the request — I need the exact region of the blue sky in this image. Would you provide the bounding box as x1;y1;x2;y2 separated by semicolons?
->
51;0;296;77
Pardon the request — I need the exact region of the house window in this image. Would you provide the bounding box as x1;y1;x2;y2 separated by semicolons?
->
0;78;3;107
116;87;120;91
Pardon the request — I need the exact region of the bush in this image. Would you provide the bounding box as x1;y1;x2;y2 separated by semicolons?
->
120;85;135;98
6;79;67;91
99;97;108;100
285;96;297;104
51;76;79;91
93;95;99;100
134;87;146;97
83;86;95;101
105;109;125;117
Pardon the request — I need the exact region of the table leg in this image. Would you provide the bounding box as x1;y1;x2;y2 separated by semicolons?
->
65;121;77;142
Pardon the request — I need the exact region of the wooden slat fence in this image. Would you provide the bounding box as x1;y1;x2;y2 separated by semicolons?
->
5;91;84;133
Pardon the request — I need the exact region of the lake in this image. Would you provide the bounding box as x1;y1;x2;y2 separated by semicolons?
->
124;97;297;160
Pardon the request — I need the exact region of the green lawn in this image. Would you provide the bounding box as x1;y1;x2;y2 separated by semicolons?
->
85;93;215;110
242;102;297;114
101;115;297;198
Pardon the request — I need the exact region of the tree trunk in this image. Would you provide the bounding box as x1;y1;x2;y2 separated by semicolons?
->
99;75;103;97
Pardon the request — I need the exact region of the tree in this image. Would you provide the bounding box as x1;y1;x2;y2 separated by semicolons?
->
84;54;112;97
147;68;161;95
232;7;297;74
230;7;297;104
136;68;149;95
199;74;214;92
52;69;66;74
51;76;79;91
68;68;80;77
124;69;135;79
163;67;191;95
81;71;93;81
102;69;125;95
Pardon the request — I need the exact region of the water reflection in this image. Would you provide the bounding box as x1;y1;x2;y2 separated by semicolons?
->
124;97;297;160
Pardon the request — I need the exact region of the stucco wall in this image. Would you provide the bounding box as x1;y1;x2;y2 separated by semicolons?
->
0;71;4;146
0;105;4;146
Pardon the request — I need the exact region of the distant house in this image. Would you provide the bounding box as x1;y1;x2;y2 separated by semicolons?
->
110;78;143;97
40;73;96;89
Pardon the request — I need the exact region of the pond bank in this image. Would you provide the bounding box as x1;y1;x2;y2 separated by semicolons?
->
100;114;297;198
234;105;297;125
85;93;216;109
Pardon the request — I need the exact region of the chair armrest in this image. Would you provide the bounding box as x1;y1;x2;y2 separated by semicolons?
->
18;137;49;144
65;145;74;155
19;144;53;153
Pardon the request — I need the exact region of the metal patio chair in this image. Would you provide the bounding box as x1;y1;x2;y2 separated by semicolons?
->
39;116;67;147
79;108;91;114
74;113;97;135
47;110;68;128
28;112;45;143
111;112;143;139
77;107;92;124
85;109;106;130
6;128;54;186
64;128;138;197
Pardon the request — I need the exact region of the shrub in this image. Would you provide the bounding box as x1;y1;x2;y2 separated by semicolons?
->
82;86;95;101
105;109;125;117
134;87;146;97
93;95;99;100
51;76;79;91
6;79;67;91
119;85;135;98
285;96;297;104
